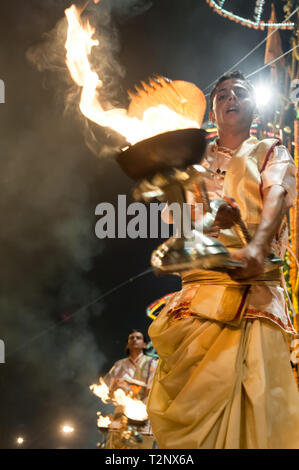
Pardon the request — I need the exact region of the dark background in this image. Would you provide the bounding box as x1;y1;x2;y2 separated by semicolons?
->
0;0;291;448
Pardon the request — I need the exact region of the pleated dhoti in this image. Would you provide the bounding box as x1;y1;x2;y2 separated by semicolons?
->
147;313;299;449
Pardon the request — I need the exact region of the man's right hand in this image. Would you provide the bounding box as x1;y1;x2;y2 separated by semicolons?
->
230;242;265;280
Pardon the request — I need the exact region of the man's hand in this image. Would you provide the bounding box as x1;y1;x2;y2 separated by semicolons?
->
230;185;287;280
110;378;131;396
212;196;241;230
230;242;265;280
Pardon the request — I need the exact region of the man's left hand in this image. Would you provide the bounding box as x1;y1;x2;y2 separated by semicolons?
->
212;196;241;230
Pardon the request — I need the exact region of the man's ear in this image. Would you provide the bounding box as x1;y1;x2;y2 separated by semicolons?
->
209;110;216;124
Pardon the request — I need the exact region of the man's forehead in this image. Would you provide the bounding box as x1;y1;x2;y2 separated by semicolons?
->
128;332;143;338
215;78;249;93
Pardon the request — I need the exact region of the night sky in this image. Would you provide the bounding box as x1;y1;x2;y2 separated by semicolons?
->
0;0;291;449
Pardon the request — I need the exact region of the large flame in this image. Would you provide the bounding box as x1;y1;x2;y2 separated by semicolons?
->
113;388;148;421
65;4;200;145
90;377;148;422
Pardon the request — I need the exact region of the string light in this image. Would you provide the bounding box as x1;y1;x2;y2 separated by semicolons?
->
253;0;265;23
206;0;295;30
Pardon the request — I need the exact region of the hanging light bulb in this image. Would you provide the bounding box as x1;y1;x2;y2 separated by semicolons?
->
254;84;273;107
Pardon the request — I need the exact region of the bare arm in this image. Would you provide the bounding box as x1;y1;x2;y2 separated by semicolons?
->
231;184;287;280
251;185;286;254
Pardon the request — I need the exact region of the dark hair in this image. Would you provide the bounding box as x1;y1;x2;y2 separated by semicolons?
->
125;329;148;356
209;70;256;111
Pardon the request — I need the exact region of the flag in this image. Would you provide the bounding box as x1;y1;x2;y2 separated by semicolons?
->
264;3;285;82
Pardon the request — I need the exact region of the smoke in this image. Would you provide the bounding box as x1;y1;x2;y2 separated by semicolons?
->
0;113;107;447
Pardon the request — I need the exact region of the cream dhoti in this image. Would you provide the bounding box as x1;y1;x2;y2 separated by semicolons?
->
148;303;299;449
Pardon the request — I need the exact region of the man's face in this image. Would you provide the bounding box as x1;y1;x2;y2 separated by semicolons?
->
127;331;146;353
210;78;255;133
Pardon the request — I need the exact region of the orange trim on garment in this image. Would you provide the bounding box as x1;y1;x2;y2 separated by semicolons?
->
167;301;194;321
166;300;296;334
245;308;296;334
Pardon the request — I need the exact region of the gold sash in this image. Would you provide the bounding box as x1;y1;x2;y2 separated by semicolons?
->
182;269;281;326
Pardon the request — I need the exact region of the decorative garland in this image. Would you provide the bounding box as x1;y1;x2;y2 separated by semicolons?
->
284;0;299;19
284;0;299;41
254;0;265;23
146;293;175;320
206;0;295;30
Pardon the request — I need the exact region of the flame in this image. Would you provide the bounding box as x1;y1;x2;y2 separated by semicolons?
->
64;4;200;145
97;412;111;428
113;388;148;421
90;377;148;422
89;377;110;404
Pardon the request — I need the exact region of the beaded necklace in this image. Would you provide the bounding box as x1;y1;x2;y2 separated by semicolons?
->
211;141;235;179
